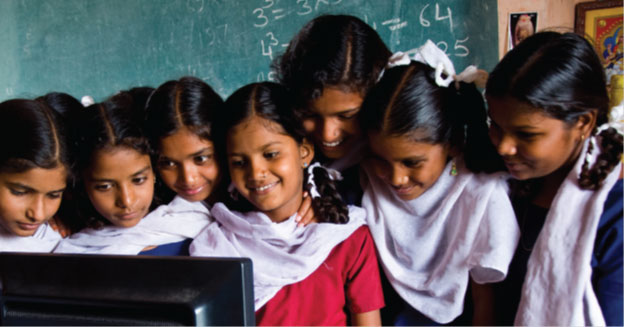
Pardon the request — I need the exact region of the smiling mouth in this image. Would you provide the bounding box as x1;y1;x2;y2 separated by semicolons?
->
249;181;279;194
178;185;205;195
322;139;344;148
392;185;415;195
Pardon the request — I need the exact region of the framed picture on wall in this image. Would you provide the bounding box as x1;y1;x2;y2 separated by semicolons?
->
508;12;538;51
575;0;623;85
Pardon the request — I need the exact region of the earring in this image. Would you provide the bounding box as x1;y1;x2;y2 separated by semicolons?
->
227;182;239;201
303;162;308;168
581;134;586;141
450;160;458;176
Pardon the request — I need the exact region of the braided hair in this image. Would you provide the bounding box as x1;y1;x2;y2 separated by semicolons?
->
486;32;622;191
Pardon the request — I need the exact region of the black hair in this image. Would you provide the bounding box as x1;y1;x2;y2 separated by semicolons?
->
273;14;391;110
63;90;155;232
144;76;222;145
0;98;71;174
144;76;225;203
486;32;622;190
218;82;349;224
361;61;505;173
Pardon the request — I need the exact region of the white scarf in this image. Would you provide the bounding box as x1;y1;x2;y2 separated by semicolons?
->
0;222;62;253
515;139;621;326
54;196;212;255
360;159;519;323
189;202;366;310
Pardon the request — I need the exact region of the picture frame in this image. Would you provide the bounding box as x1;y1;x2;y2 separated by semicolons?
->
575;0;623;85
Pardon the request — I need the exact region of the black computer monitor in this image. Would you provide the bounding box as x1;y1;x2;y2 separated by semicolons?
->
0;253;254;326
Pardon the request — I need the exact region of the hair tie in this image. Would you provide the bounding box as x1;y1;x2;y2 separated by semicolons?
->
413;40;480;88
596;103;624;136
306;162;342;199
377;51;412;82
81;95;94;107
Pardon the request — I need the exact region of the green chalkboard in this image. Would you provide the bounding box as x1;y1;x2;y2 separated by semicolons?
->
0;0;498;102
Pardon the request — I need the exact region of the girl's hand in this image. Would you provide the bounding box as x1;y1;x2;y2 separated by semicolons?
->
48;216;71;238
295;191;317;227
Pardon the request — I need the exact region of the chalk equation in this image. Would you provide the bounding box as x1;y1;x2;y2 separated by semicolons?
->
252;1;472;82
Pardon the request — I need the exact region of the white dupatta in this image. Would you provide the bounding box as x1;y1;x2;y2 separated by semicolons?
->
361;159;519;323
190;202;366;310
515;139;621;326
0;222;62;253
54;196;212;255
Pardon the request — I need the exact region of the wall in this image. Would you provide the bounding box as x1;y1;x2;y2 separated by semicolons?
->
497;0;588;59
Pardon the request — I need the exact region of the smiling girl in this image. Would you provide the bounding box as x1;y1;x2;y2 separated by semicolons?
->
274;14;391;204
0;98;70;252
191;82;384;326
54;90;208;255
486;32;623;326
358;42;519;325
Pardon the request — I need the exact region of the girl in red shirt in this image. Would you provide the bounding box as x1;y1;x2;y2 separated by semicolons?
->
191;82;384;326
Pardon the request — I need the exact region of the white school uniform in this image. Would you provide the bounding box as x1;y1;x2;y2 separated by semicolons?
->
515;139;621;326
360;158;519;324
54;196;212;255
190;202;366;310
0;222;62;253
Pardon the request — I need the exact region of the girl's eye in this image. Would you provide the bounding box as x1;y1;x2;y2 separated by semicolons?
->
264;151;279;159
10;189;26;196
230;159;245;168
338;112;358;120
516;131;539;140
47;191;63;199
94;184;112;191
194;154;212;165
403;160;423;168
132;176;148;185
158;160;176;169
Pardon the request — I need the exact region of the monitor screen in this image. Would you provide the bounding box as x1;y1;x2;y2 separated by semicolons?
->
0;253;254;326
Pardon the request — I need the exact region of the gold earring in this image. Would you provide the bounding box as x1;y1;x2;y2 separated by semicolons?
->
581;134;586;141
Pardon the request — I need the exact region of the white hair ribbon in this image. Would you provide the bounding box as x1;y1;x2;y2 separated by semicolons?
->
306;162;342;199
81;95;94;107
413;40;480;88
377;51;411;82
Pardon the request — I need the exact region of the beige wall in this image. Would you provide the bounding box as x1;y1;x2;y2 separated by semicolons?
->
497;0;588;59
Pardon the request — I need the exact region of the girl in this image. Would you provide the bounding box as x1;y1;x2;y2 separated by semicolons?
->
0;98;70;252
358;41;519;325
273;14;391;204
486;32;623;326
54;90;207;255
144;77;224;204
145;76;315;225
190;82;384;326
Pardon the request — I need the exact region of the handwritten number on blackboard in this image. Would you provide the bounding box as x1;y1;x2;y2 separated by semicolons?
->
253;8;269;28
436;41;448;53
454;37;469;57
419;4;431;27
296;0;313;16
435;4;453;32
262;0;275;9
261;40;273;59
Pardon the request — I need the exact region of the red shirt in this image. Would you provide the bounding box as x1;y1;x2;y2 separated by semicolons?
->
256;226;385;326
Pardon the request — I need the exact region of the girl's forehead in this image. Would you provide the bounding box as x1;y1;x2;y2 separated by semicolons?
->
230;116;285;137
